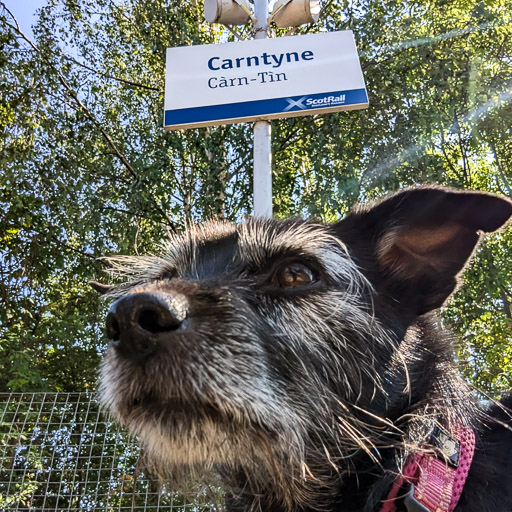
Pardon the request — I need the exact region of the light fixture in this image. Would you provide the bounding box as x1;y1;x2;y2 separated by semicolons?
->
270;0;321;27
204;0;253;25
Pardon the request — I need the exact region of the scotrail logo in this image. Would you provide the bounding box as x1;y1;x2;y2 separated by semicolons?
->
283;93;347;111
283;96;308;111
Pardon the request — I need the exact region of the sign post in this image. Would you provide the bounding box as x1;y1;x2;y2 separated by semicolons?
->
165;2;368;219
253;0;272;218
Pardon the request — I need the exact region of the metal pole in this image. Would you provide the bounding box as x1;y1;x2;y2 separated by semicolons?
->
253;0;272;218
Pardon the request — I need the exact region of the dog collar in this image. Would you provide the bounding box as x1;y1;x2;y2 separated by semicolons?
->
379;424;475;512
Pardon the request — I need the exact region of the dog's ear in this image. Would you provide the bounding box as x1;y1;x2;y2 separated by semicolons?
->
335;187;512;315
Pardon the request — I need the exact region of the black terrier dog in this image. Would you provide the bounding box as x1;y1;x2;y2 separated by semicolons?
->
94;187;512;512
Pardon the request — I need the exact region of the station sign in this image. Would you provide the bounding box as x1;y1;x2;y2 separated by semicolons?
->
164;30;368;130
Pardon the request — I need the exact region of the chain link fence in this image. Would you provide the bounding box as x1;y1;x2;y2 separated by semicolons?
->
0;393;221;511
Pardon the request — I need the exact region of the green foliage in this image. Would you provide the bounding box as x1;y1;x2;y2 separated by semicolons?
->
1;0;511;394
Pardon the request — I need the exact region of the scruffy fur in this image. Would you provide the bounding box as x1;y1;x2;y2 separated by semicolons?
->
96;187;512;512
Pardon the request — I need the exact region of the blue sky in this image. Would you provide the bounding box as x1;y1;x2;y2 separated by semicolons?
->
6;0;46;39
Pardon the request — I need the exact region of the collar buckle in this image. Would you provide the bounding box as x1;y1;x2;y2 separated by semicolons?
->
403;486;431;512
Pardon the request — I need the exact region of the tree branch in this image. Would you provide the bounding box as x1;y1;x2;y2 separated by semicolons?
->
0;3;177;233
63;54;160;92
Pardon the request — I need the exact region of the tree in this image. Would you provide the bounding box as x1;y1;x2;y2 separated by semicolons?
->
1;0;511;393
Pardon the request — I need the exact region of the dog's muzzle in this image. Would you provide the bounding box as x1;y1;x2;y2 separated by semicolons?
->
105;291;188;357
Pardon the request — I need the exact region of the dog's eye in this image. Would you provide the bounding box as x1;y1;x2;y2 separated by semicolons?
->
272;263;316;288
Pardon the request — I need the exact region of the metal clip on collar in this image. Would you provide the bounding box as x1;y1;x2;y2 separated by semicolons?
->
403;486;431;512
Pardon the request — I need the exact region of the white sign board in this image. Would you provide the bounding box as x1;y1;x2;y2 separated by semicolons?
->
164;30;368;130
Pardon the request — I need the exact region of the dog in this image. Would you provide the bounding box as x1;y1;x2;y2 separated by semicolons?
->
93;186;512;512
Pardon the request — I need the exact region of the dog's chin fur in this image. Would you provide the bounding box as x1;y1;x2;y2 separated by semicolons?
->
99;331;384;511
99;346;315;510
97;187;512;512
100;394;323;511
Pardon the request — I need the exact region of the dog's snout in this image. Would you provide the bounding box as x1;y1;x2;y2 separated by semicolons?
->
105;292;188;351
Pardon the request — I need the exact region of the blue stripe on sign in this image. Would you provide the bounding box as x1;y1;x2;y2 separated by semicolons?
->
164;88;368;127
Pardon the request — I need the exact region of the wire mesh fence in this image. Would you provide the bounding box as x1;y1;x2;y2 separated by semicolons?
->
0;393;222;511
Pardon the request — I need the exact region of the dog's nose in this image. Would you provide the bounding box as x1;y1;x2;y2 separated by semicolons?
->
105;292;188;353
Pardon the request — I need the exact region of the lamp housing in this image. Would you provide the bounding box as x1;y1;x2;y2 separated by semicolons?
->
204;0;252;25
271;0;321;27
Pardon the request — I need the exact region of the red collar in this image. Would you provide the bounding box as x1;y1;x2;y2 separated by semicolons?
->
379;424;475;512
